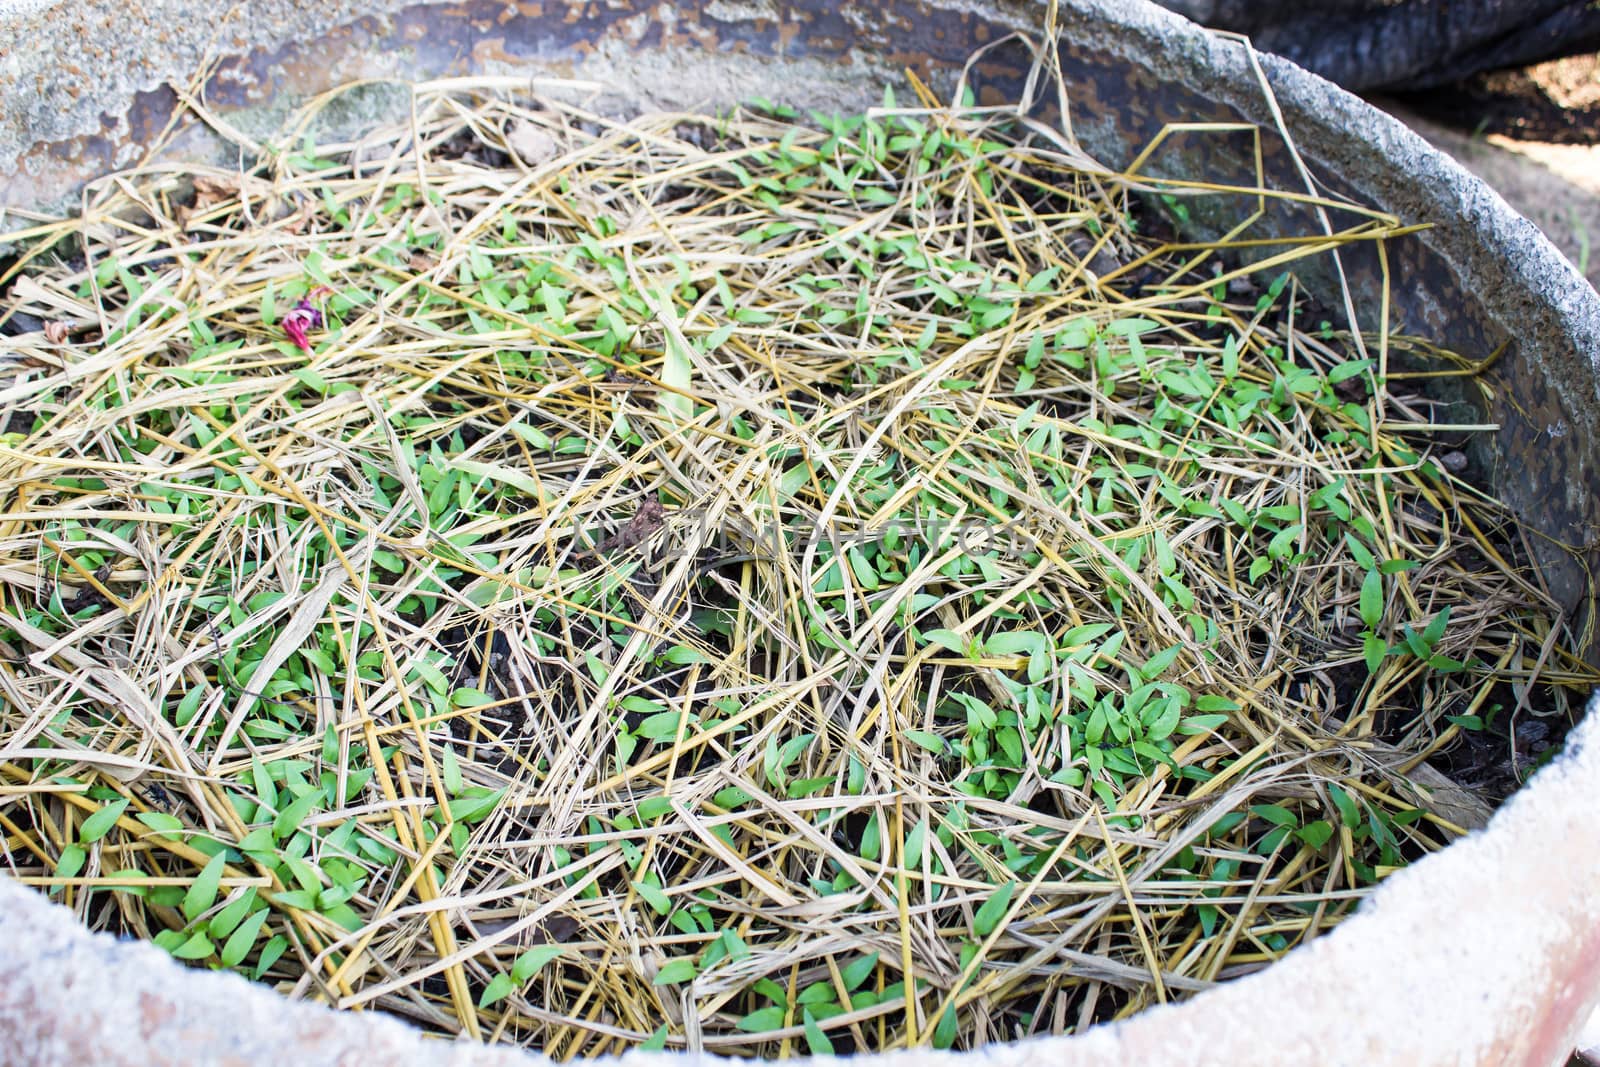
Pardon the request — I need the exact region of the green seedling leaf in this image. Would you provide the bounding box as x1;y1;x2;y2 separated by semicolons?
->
170;930;216;961
633;879;672;915
1250;804;1299;829
80;799;129;843
922;628;969;655
208;887;258;938
904;730;947;754
446;787;505;823
509;422;553;450
1105;317;1158;337
738;1006;787;1032
513;945;566;983
250;758;278;810
442;745;463;795
56;845;86;880
984;630;1045;658
1328;784;1360;828
237;827;275;855
1422;606;1451;649
841;952;879;991
635;710;693;742
788;776;832;799
803;1009;834;1055
847;546;879;589
653;294;695;423
106;868;147;897
253;935;289;979
1024;268;1060;294
1133;739;1174;767
904;817;929;866
451;687;493;708
1086;704;1108;746
1327;359;1372;384
173;687;205;728
720;928;751;962
797;981;835;1006
776;461;811;503
1141;644;1182;679
1221;333;1239;378
972;880;1016;938
1062;623;1115;646
479;973;515;1009
653;958;698;985
273;789;320;840
1267;523;1302;560
182;852;227;922
1359;569;1383;630
1344;534;1375;571
1145;698;1183;742
764;733;815;788
219;907;270;967
637;796;675;821
1176;713;1229;736
1363;632;1387;674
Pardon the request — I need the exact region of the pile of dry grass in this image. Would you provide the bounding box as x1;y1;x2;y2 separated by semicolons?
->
0;33;1592;1055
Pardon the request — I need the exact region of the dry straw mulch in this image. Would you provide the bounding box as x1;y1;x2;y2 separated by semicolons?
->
0;32;1592;1056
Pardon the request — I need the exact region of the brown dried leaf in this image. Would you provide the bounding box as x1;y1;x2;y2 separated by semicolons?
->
408;252;437;273
527;914;580;946
191;175;239;211
280;203;314;235
43;321;69;345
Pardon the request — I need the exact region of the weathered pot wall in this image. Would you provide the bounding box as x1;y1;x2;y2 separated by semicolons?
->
2;0;1599;1063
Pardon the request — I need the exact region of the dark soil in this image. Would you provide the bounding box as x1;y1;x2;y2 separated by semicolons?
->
1398;55;1600;144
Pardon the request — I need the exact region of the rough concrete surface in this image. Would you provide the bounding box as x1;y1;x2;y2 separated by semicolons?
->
2;0;1599;1064
0;0;401;161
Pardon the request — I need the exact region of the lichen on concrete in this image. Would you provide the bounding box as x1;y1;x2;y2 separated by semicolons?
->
0;0;403;164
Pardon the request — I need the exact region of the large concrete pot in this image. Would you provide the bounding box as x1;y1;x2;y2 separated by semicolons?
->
2;0;1598;1064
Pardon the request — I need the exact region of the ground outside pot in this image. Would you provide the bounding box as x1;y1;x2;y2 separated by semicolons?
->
1;0;1599;1064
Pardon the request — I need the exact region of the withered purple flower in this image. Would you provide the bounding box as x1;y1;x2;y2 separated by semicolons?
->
282;286;331;353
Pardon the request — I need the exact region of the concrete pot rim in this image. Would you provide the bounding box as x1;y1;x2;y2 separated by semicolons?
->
1;2;1598;1064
